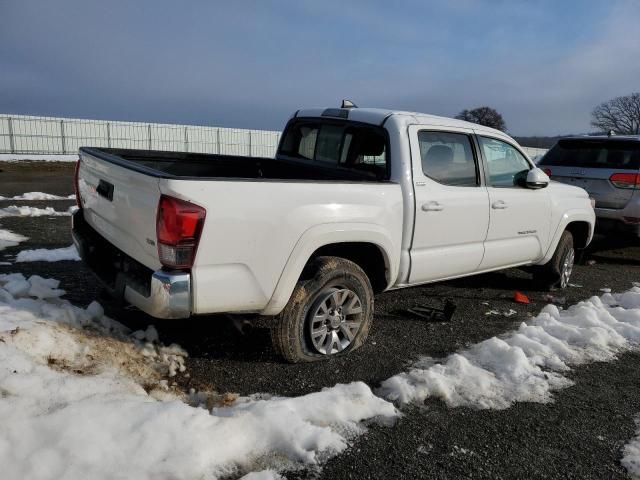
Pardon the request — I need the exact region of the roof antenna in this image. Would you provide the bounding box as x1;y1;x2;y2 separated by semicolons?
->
341;99;358;109
608;129;615;137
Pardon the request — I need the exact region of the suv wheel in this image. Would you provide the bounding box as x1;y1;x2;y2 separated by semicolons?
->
271;256;374;363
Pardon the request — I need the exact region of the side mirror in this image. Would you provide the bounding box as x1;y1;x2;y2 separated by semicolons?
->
526;168;549;189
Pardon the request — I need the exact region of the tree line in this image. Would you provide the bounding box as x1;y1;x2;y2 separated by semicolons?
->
454;92;640;144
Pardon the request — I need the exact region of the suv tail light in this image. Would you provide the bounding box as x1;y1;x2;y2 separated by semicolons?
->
74;160;81;206
156;195;206;269
609;173;640;189
542;168;552;177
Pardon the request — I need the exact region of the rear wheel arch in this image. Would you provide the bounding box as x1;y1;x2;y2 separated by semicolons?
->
306;242;389;293
261;228;396;316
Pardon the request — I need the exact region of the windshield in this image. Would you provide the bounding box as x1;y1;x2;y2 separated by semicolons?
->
279;120;389;180
539;139;640;169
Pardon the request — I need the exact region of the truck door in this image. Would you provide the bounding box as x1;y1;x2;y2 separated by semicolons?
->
407;126;490;283
476;135;551;270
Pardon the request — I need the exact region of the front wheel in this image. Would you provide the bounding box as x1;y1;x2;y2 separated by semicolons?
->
270;256;374;363
533;230;575;290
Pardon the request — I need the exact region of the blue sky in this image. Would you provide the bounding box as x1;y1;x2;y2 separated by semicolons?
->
1;0;639;135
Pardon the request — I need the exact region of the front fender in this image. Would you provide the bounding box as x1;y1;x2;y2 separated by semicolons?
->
538;209;595;265
260;223;398;316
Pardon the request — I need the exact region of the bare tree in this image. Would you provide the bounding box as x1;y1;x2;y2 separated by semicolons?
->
455;106;507;132
591;93;640;135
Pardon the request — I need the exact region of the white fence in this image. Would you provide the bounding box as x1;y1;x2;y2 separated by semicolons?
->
520;146;548;159
0;114;281;158
0;114;547;159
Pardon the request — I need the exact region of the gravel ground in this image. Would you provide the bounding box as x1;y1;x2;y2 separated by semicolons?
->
1;161;639;479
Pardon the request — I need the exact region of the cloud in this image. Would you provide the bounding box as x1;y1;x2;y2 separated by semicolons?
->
0;1;638;135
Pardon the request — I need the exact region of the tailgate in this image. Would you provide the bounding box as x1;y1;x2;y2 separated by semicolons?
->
77;150;162;270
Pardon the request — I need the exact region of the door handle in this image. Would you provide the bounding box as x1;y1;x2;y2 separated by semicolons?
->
422;201;443;212
492;200;508;209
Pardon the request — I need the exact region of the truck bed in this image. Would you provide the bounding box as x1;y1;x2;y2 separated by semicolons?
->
80;147;387;182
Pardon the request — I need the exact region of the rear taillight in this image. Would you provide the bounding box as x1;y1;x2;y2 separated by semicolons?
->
74;160;81;206
156;195;206;269
609;173;640;189
542;168;552;177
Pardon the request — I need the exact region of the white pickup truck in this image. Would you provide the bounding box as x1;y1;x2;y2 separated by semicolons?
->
72;105;595;362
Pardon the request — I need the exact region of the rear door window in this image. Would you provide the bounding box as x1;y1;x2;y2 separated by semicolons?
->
540;140;640;169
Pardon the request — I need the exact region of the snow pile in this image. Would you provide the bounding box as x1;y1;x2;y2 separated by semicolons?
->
623;417;640;479
0;204;75;217
0;191;75;200
379;288;640;409
240;471;286;480
0;273;398;479
0;153;78;162
16;245;80;262
0;273;187;383
0;228;27;251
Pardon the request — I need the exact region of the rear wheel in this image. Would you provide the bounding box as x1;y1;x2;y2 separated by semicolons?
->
533;230;575;290
271;256;374;363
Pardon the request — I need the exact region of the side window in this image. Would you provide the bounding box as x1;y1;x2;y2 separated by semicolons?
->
418;131;478;187
479;136;531;187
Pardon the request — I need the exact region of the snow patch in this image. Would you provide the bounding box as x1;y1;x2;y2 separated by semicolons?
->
0;228;28;251
0;192;75;201
0;205;75;217
0;273;398;479
240;471;286;480
16;245;80;262
623;417;640;479
0;154;78;162
379;289;640;410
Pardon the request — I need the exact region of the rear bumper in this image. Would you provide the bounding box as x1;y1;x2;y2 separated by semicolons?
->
123;270;191;319
595;201;640;237
71;209;192;319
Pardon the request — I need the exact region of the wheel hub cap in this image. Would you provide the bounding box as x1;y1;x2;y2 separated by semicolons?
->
308;288;363;355
560;248;575;288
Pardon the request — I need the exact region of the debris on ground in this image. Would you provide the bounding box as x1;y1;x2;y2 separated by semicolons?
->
404;300;456;322
586;259;597;266
513;291;530;304
485;309;517;317
568;283;583;288
543;294;566;305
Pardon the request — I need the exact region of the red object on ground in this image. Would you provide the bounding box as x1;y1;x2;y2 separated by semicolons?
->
513;291;530;304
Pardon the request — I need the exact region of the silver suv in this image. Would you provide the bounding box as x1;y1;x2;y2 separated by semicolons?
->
539;136;640;237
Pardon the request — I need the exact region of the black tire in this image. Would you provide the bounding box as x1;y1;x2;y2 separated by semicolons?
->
270;256;374;363
533;230;575;291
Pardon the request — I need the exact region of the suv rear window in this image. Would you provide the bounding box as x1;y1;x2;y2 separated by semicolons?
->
279;120;388;179
540;139;640;169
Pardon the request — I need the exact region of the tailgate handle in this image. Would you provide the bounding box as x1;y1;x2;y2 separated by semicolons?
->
97;179;114;201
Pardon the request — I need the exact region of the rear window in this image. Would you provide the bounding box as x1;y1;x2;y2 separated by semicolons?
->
540;139;640;169
279;120;388;179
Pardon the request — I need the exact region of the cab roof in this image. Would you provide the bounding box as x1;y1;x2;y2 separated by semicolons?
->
294;106;513;142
